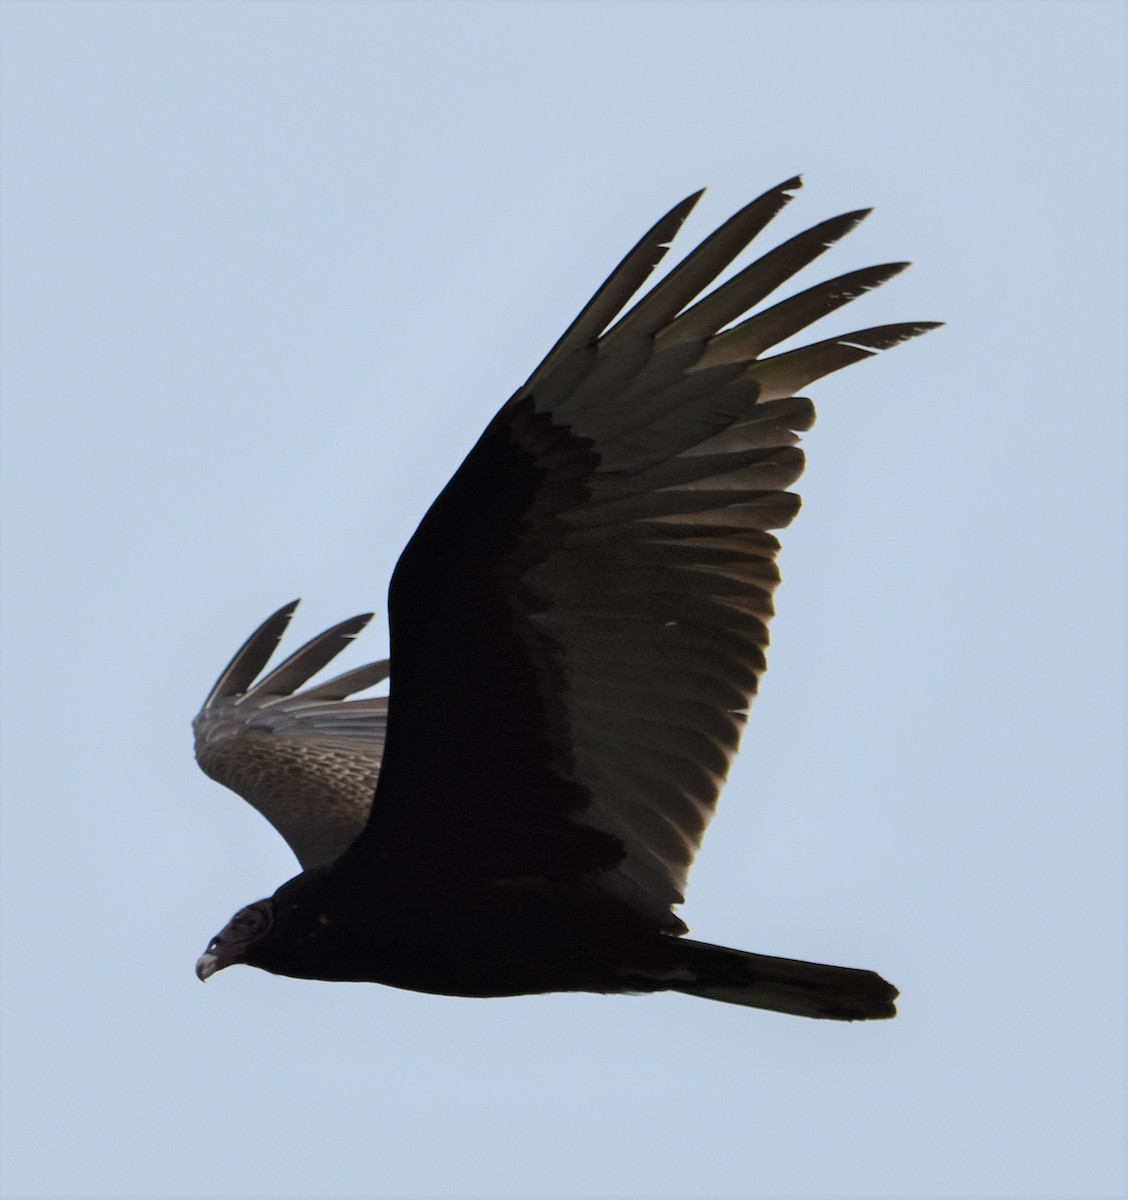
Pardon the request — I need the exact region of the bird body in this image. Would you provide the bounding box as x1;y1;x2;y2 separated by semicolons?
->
203;857;896;1020
232;860;675;997
193;179;937;1020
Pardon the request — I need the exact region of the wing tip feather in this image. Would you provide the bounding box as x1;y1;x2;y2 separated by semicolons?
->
199;598;303;708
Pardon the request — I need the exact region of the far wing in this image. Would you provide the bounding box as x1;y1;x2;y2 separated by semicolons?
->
353;179;938;920
193;601;388;868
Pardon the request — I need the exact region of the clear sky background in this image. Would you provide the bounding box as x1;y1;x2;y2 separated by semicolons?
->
1;2;1123;1197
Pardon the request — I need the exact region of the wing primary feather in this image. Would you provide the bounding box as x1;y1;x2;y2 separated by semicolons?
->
660;209;872;345
295;660;390;702
701;319;942;387
703;262;911;361
599;176;803;345
200;599;300;708
249;614;375;699
523;189;706;396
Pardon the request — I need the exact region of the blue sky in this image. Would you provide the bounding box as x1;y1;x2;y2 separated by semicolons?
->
1;2;1123;1197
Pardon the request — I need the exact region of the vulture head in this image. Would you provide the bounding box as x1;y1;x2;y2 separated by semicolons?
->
195;900;273;981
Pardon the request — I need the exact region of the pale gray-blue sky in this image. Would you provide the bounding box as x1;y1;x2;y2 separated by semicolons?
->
1;2;1123;1197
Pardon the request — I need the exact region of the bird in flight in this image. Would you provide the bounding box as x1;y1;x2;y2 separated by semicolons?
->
193;177;938;1020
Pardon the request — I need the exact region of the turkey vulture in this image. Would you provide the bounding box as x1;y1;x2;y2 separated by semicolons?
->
194;178;938;1020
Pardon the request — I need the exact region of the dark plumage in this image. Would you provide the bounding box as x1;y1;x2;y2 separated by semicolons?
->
194;178;938;1020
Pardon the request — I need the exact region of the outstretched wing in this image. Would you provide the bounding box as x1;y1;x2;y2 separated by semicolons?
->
194;601;389;868
352;178;939;921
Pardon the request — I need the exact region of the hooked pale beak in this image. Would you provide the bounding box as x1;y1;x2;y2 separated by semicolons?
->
195;950;221;981
195;900;272;982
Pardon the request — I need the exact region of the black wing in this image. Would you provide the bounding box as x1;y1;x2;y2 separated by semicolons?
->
350;179;938;921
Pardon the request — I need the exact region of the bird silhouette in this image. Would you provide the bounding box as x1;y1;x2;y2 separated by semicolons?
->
193;178;938;1019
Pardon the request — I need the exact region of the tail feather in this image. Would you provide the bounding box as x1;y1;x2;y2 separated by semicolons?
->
669;938;898;1021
